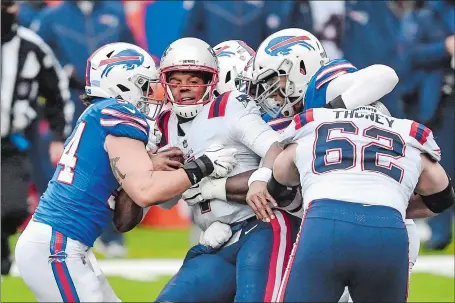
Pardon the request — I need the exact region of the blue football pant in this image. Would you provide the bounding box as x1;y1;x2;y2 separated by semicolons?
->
156;210;301;302
278;199;409;302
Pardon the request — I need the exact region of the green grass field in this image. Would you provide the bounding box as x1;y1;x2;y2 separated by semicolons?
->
2;227;454;302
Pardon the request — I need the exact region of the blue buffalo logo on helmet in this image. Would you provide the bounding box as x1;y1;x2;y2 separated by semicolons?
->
265;36;315;56
99;49;144;78
215;45;236;58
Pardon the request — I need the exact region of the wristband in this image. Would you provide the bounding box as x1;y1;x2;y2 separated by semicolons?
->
324;95;346;109
184;155;214;185
248;167;272;187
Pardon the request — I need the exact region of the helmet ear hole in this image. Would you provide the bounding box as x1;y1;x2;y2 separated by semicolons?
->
117;84;130;92
225;71;231;83
300;60;306;75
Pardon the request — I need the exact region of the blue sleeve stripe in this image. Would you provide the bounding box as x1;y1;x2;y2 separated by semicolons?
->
101;108;148;128
100;119;148;136
315;62;357;82
316;70;348;90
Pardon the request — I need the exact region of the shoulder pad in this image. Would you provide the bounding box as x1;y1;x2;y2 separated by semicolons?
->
407;121;441;162
314;59;357;90
304;59;358;110
208;90;254;119
313;59;357;90
279;109;317;146
99;101;149;144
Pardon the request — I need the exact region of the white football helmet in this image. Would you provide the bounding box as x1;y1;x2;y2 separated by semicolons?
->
160;38;219;119
356;101;391;116
236;56;255;96
252;28;329;118
212;40;255;96
85;42;163;120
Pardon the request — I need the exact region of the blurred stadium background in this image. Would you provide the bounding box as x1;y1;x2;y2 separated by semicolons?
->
1;0;454;302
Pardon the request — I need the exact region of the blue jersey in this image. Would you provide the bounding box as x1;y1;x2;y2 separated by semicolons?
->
304;59;358;110
261;112;293;133
34;98;149;247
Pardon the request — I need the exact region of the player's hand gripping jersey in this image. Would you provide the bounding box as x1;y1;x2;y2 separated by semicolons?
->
281;107;441;218
155;90;279;230
34;98;149;247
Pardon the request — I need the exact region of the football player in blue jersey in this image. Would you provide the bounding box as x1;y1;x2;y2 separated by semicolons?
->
14;42;237;302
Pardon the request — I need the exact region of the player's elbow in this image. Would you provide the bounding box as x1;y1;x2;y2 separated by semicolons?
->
371;64;399;91
134;186;167;208
133;193;155;208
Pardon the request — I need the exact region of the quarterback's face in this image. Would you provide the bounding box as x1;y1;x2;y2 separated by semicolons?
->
167;71;206;104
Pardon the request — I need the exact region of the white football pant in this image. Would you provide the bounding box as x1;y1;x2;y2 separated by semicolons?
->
15;219;121;302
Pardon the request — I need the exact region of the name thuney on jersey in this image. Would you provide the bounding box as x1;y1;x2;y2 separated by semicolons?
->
333;110;395;127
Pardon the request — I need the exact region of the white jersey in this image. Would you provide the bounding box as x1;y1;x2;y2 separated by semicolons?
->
155;90;279;230
280;107;441;219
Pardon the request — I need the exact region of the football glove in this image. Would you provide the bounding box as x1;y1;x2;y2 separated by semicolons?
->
199;221;232;249
204;144;237;179
182;177;227;206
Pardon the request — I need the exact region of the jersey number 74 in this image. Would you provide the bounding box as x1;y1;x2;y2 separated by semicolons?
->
56;122;86;184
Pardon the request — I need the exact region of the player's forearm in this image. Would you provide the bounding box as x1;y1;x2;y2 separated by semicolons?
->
107;153;187;207
138;169;192;207
272;144;300;187
225;170;255;203
226;193;248;203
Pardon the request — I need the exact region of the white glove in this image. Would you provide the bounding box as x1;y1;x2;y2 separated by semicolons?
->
182;183;204;206
182;177;228;206
199;221;232;249
204;144;237;178
146;123;162;153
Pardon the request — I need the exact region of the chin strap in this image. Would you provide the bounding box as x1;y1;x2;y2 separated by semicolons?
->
172;103;203;119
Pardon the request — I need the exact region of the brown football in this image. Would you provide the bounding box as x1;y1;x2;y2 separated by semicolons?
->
113;190;143;233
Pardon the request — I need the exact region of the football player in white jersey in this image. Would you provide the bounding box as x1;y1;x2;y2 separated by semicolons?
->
180;40;305;223
153;37;301;303
243;28;426;302
246;27;398;220
272;104;454;302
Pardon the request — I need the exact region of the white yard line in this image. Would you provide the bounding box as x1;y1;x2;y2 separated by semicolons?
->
9;255;454;281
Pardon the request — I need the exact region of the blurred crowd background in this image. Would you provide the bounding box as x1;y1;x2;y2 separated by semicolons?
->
1;0;454;268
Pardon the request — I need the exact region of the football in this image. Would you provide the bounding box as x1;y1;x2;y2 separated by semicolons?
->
113;190;143;233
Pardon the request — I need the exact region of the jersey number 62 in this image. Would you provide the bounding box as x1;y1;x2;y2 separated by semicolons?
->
313;122;405;183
